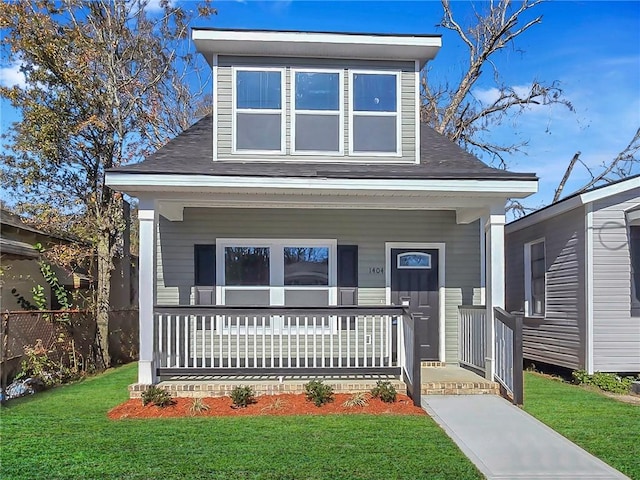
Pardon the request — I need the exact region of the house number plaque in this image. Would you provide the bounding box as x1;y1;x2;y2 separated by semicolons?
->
368;266;384;275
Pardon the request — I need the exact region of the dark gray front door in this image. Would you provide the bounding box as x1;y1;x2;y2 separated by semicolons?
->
391;248;439;361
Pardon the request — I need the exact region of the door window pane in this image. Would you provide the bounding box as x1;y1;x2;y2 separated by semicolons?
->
225;247;270;286
398;252;431;269
236;70;281;109
284;247;329;285
295;72;339;110
353;73;396;112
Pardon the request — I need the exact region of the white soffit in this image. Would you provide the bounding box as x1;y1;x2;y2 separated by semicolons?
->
192;29;442;66
105;173;537;198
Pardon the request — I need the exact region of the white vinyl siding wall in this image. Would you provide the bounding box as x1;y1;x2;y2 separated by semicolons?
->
591;189;640;372
215;56;416;163
156;207;482;363
506;208;586;370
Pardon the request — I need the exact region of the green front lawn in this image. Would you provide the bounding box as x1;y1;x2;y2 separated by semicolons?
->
1;364;481;480
524;372;640;480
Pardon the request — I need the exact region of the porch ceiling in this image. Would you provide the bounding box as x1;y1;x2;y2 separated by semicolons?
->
152;189;515;223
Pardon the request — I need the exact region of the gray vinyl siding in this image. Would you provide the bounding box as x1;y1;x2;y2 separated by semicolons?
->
591;188;640;372
505;208;586;370
156;208;482;363
216;56;416;163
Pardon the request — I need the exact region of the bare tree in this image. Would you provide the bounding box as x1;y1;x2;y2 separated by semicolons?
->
0;0;215;367
422;0;573;166
553;128;640;201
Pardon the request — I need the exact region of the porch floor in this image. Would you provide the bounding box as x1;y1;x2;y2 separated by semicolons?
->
421;365;498;395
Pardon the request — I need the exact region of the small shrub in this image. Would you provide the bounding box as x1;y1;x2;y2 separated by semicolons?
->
371;380;397;403
572;370;634;394
304;380;334;407
189;398;210;415
141;386;174;407
261;397;287;413
342;392;369;408
230;385;256;408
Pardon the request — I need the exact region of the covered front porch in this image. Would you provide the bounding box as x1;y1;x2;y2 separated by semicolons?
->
105;171;535;402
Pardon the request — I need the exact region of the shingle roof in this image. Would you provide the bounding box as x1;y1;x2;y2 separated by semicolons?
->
109;115;536;181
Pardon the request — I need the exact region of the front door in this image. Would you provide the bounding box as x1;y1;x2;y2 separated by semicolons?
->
391;248;439;361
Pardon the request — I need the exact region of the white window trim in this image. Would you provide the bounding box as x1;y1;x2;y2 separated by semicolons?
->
291;68;344;156
232;66;286;155
349;69;402;157
216;238;337;306
524;238;546;318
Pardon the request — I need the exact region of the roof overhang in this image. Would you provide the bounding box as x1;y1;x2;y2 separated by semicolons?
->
507;175;639;233
192;28;442;67
106;172;538;224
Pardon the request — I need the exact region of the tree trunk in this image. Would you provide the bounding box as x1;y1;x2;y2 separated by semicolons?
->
96;232;114;368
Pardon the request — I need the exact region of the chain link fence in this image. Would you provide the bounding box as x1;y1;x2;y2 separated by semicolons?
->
0;309;138;394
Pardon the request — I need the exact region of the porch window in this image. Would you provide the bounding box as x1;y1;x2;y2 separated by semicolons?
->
292;70;342;154
224;247;270;286
350;71;400;155
284;247;329;285
218;240;337;309
525;239;546;316
234;68;285;153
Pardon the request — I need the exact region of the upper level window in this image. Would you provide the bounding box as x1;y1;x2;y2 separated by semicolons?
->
233;68;285;153
525;239;546;317
292;70;343;154
350;71;400;155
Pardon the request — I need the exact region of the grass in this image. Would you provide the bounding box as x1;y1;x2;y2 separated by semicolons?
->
0;364;481;480
524;372;640;480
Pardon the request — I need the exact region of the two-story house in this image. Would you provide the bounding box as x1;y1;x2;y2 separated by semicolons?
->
105;28;538;395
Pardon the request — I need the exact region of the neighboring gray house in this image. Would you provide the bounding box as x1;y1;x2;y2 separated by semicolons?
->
105;28;538;388
506;175;640;374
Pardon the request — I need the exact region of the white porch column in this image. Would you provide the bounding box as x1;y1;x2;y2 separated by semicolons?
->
138;197;157;385
484;209;506;380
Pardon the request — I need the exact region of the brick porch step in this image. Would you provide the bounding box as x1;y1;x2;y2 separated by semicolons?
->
421;365;499;395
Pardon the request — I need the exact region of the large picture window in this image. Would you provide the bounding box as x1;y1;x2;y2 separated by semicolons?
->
234;68;284;153
525;239;546;316
350;71;400;155
292;70;342;154
217;240;337;308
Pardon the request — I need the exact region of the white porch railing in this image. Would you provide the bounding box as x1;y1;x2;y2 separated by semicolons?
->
154;306;404;374
458;305;524;405
494;307;523;405
458;305;486;372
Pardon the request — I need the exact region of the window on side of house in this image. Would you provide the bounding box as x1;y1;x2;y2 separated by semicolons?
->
525;239;546;316
292;70;342;154
350;71;400;155
234;68;285;153
630;225;640;309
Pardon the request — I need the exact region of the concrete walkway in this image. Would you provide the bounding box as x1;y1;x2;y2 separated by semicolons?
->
422;395;629;480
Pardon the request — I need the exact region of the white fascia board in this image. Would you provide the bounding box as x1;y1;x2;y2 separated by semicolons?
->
192;29;441;66
105;172;537;197
506;176;640;234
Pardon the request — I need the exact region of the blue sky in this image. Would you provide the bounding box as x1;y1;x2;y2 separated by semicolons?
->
1;1;639;211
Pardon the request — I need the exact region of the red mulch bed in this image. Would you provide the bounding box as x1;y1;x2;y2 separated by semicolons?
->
108;393;426;419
